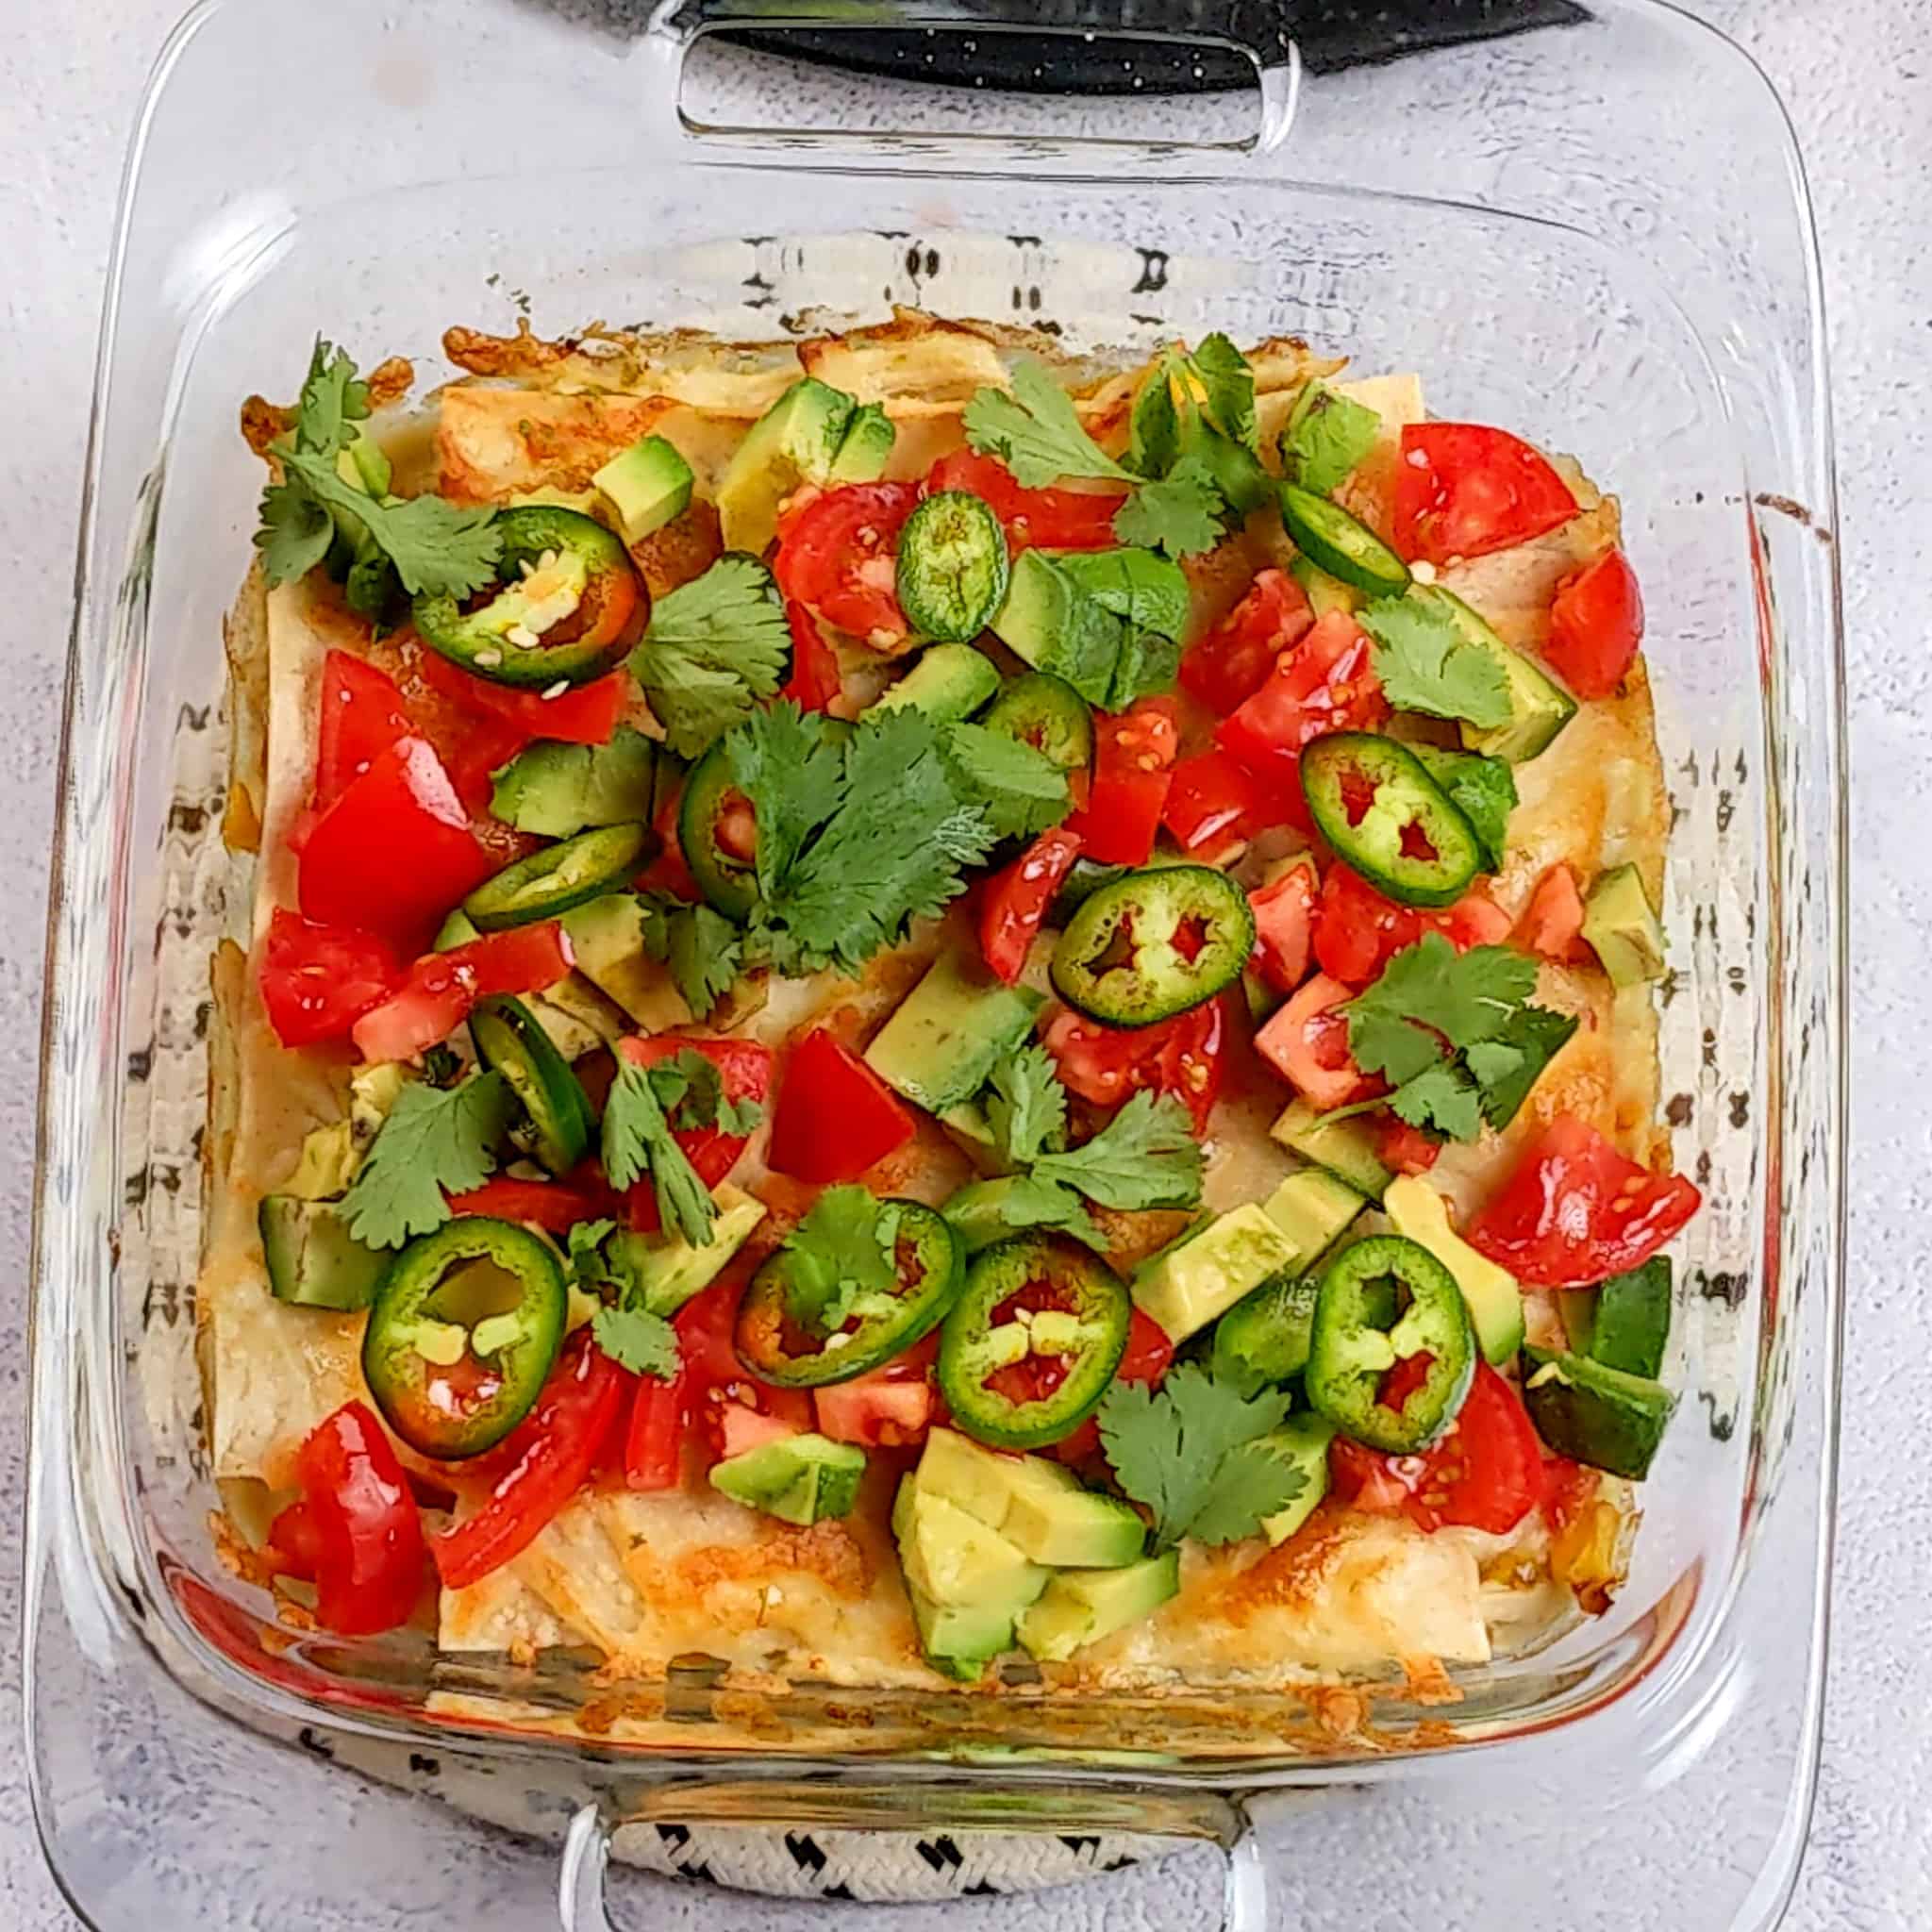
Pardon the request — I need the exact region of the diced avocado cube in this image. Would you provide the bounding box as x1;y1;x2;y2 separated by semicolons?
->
1418;589;1576;765
1522;1347;1677;1482
893;1478;1050;1610
1000;1479;1145;1570
1258;1414;1335;1545
1133;1202;1304;1344
349;1061;410;1150
907;1586;1013;1678
939;1102;1010;1176
285;1121;358;1202
339;427;392;498
1016;1551;1180;1664
435;908;482;951
606;1183;766;1319
1209;1271;1319;1394
525;973;629;1057
710;1431;866;1525
1557;1289;1597;1356
866;642;1002;724
1269;1099;1393;1202
1289;552;1363;618
490;726;658;840
990;549;1124;709
1260;1168;1364;1268
1581;863;1668;988
716;377;858;556
826;401;896;483
259;1196;388;1312
863;950;1043;1117
1585;1256;1673;1380
591;434;693;544
912;1427;1040;1531
559;892;691;1029
944;1175;1059;1252
1383;1174;1525;1365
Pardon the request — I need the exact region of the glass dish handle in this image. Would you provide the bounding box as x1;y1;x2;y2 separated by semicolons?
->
646;0;1299;155
558;1798;1271;1927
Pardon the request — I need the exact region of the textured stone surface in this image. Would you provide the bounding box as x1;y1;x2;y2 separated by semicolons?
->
1;1;1912;1925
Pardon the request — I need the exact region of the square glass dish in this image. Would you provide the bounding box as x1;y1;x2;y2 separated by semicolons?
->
28;2;1843;1927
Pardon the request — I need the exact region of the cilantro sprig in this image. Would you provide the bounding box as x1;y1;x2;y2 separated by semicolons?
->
565;1216;683;1379
1358;595;1512;730
628;555;791;759
1098;1364;1306;1548
776;1186;904;1335
1278;380;1381;497
639;895;745;1019
600;1058;719;1246
1339;934;1578;1141
339;1072;514;1249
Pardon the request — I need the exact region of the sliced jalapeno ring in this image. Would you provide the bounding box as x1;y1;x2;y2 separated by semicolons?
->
677;740;760;920
736;1198;963;1388
1304;1234;1475;1454
412;505;648;689
468;994;596;1175
1050;862;1256;1027
361;1216;568;1459
1299;733;1483;908
1278;484;1412;602
937;1234;1131;1450
980;672;1095;774
896;491;1011;643
463;823;657;932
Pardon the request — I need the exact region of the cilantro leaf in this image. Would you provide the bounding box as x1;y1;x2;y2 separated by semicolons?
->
1098;1364;1297;1548
668;905;743;1019
962;359;1135;490
276;449;503;599
643;1048;763;1138
255;480;335;586
565;1217;619;1291
591;1304;681;1380
1050;548;1189;708
974;1174;1108;1252
1191;334;1259;450
290;339;371;457
1342;937;1566;1142
1279;381;1381;497
629;555;791;759
1110;455;1224;559
778;1186;900;1335
1358;596;1512;729
984;1045;1069;1167
1031;1091;1204;1212
601;1058;716;1246
339;1072;513;1249
1413;746;1518;873
724;701;846;897
942;722;1072;839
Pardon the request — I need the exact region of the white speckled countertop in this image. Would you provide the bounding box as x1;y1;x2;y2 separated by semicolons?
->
3;2;1917;1925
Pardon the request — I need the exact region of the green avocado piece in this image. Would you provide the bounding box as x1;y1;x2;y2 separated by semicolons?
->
1383;1174;1525;1365
867;642;1003;724
1258;1413;1335;1545
1420;588;1576;765
435;908;481;951
1581;863;1668;988
1133;1202;1304;1345
907;1586;1013;1678
591;434;694;543
710;1431;866;1525
826;402;896;483
259;1196;388;1312
863;949;1043;1117
990;549;1124;709
490;726;658;840
1269;1099;1393;1202
892;1476;1050;1612
606;1183;766;1319
1289;552;1363;618
1260;1168;1364;1265
1522;1347;1676;1481
1016;1551;1180;1664
716;377;858;555
1001;1477;1145;1569
1209;1271;1319;1394
559;892;691;1029
1585;1256;1673;1380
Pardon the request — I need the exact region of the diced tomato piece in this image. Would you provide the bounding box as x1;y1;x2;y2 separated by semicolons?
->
766;1028;915;1185
672;1274;813;1463
1058;1307;1174;1463
780;598;844;710
1180;568;1315;714
350;921;573;1060
623;1365;687;1491
814;1355;936;1449
297;735;495;956
264;1401;426;1635
1516;863;1588;961
445;1174;618;1232
430;1334;629;1590
1063;697;1180;865
1392;423;1578;566
1254;972;1380;1109
1215;612;1387;826
618;1034;774;1228
924;448;1127;552
443;715;536;817
636;778;700;902
1544;548;1644;699
1043;998;1226;1135
979;826;1084;984
1311;864;1510;988
258;908;400;1048
1541;1454;1600;1532
718;1403;803;1459
1374;1114;1441;1176
1162;750;1277;862
1247;862;1317;994
774;481;921;644
314;651;414;811
412;642;629;745
1467;1115;1702;1288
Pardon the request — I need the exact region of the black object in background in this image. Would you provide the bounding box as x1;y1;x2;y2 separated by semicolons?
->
721;1;1590;92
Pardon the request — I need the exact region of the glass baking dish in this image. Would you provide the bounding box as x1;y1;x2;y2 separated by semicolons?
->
27;1;1843;1926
